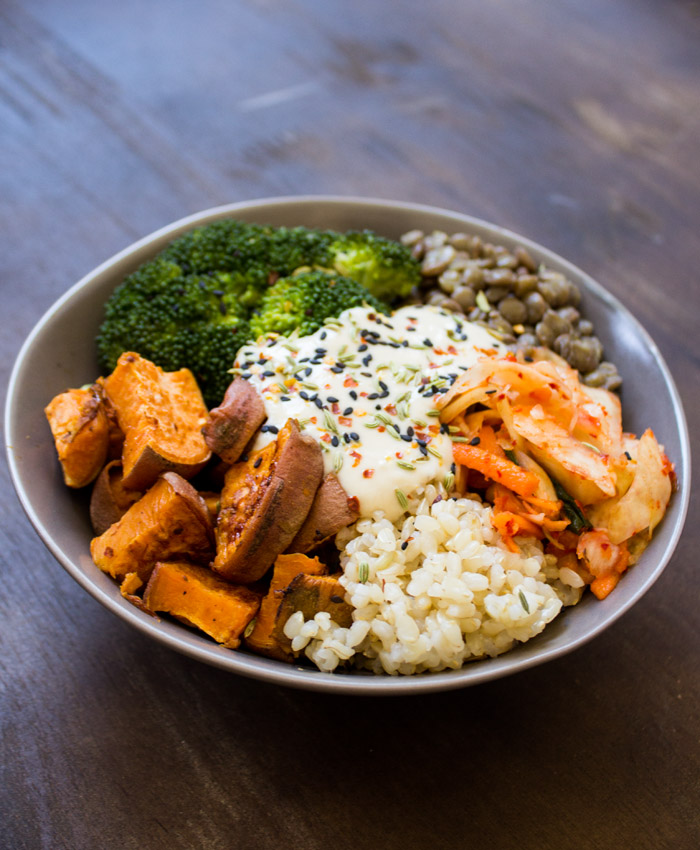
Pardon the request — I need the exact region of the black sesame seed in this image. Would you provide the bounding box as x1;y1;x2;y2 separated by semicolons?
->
362;355;373;366
378;380;388;392
299;391;309;400
350;432;360;442
331;366;344;373
406;426;414;437
367;392;379;400
320;331;327;340
343;433;351;444
470;437;481;445
392;424;400;433
423;338;433;347
331;435;340;447
400;434;412;442
419;445;428;456
401;540;409;550
261;370;275;377
253;457;262;469
315;348;327;355
240;453;249;463
267;425;279;434
240;372;252;380
343;407;353;416
358;344;368;352
304;367;312;376
280;396;290;401
451;463;456;473
313;397;324;409
416;438;427;447
327;396;339;404
349;390;358;400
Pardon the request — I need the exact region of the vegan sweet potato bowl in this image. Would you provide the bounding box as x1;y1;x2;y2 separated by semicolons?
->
5;196;691;694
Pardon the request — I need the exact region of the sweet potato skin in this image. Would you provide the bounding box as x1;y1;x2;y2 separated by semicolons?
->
202;377;266;464
245;553;327;659
103;352;211;491
143;561;261;648
272;573;353;656
287;473;360;553
45;384;109;487
89;460;142;535
213;419;323;584
90;472;214;583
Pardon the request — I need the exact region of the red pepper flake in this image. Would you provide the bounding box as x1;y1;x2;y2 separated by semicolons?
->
362;469;374;478
310;416;317;424
349;450;362;467
320;433;332;443
384;403;397;415
428;424;440;434
344;376;358;388
331;403;340;414
433;347;446;355
339;416;353;427
447;345;458;355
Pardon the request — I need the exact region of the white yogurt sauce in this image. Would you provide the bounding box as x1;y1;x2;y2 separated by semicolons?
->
234;305;503;521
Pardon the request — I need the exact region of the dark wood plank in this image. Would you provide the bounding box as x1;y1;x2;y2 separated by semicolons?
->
1;1;699;848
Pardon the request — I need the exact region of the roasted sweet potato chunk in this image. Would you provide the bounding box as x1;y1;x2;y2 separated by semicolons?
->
45;384;110;487
89;460;143;535
202;377;266;464
287;473;360;553
91;471;214;584
272;573;353;656
103;352;211;490
143;561;261;648
213;419;323;584
245;553;327;659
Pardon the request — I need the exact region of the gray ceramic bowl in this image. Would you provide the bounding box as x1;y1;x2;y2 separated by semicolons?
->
5;196;691;695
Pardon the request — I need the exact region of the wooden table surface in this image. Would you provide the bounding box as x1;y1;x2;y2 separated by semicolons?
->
2;1;699;848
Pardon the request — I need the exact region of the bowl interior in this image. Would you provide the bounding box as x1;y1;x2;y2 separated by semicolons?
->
5;196;691;694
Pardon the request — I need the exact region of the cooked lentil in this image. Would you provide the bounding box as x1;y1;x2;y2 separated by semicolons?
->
401;228;622;390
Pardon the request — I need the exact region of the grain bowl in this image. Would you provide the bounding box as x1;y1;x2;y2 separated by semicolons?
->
5;196;690;694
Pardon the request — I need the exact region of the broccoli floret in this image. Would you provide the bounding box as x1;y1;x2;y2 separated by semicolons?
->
97;266;250;407
96;220;414;408
319;230;420;302
249;270;389;339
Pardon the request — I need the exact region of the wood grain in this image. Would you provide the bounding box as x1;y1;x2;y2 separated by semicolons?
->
1;1;699;848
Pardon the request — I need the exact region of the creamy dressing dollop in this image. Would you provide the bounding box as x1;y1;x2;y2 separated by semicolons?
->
234;305;503;521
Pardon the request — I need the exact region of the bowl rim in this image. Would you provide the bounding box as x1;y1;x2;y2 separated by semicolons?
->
5;194;692;695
